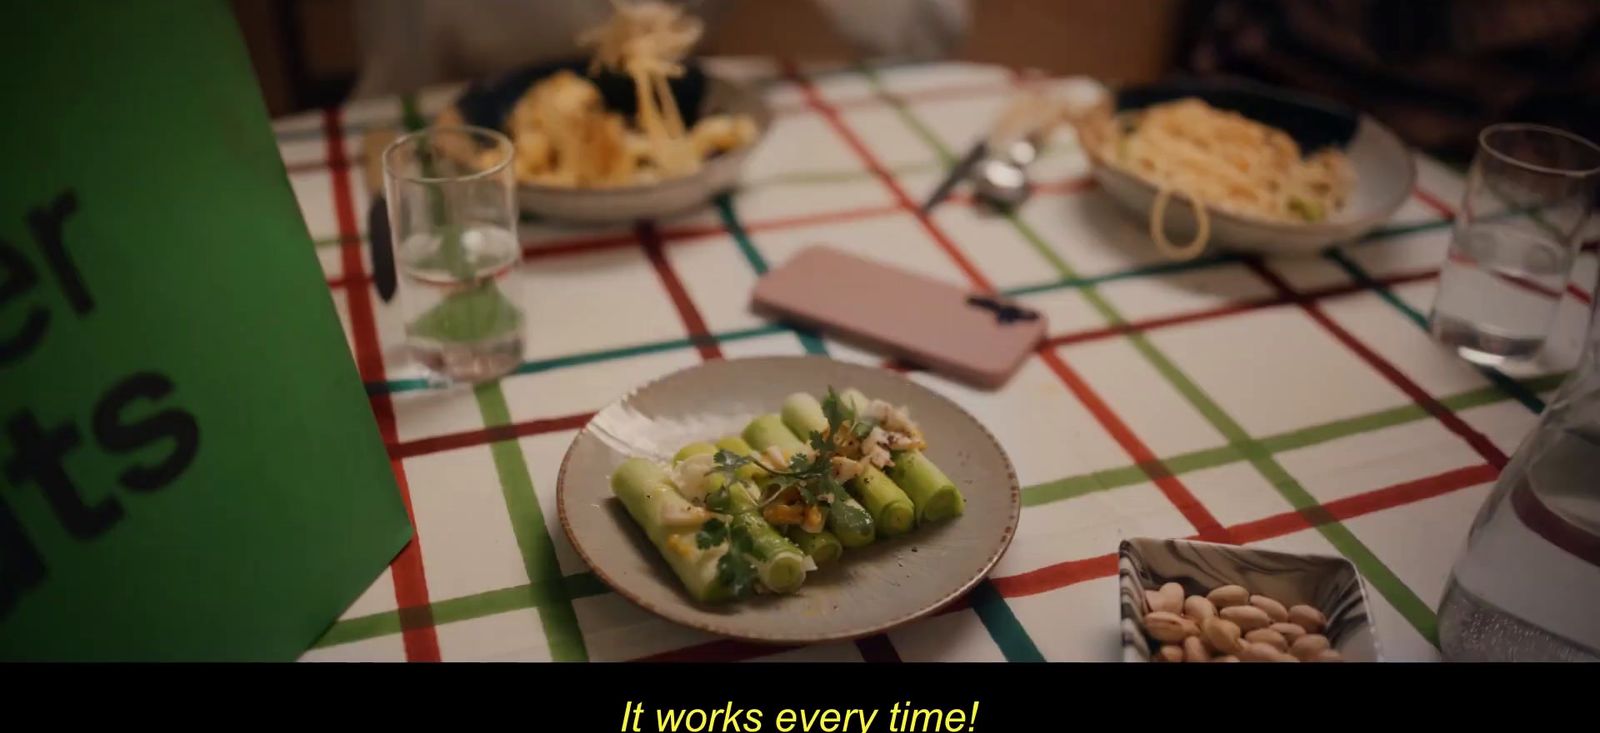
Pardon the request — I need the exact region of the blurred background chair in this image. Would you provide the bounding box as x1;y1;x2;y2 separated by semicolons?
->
230;0;1185;114
232;0;1597;165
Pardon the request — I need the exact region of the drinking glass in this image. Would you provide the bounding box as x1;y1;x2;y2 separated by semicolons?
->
1428;124;1600;365
383;125;524;384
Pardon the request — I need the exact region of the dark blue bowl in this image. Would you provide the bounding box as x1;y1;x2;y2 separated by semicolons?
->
450;57;712;131
443;58;771;224
1114;76;1361;154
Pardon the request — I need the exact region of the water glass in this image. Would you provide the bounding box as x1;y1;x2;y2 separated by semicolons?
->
1428;124;1600;365
383;125;525;384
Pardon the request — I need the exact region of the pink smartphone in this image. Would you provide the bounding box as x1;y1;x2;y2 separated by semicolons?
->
751;245;1046;388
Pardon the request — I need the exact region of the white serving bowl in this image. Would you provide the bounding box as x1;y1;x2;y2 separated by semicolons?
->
450;60;772;225
1086;78;1416;258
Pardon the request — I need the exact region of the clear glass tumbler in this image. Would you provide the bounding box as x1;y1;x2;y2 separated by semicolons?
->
383;125;524;385
1428;124;1600;365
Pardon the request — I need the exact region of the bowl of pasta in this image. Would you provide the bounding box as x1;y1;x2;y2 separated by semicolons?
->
438;1;770;224
1076;78;1415;259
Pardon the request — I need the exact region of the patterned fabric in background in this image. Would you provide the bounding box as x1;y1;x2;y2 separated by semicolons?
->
1183;0;1600;166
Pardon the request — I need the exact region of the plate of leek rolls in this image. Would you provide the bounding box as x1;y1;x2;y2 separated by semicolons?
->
556;357;1021;644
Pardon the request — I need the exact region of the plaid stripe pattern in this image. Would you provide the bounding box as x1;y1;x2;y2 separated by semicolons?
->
282;60;1596;662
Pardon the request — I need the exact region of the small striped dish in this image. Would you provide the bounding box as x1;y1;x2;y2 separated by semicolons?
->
1119;537;1382;662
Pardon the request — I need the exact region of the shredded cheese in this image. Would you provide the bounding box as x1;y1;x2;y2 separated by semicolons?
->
658;504;711;529
670;452;715;502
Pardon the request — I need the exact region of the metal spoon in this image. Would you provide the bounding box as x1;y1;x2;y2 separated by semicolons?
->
972;137;1040;211
925;85;1068;213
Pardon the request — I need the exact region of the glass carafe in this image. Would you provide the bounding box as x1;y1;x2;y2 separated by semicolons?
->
1437;289;1600;661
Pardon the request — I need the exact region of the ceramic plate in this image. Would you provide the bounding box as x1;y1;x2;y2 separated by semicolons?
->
556;356;1022;645
450;59;771;224
1087;77;1416;257
1118;537;1381;661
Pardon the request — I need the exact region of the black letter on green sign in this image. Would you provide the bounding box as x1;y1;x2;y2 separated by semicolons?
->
94;372;199;492
27;191;91;315
0;493;46;618
0;238;49;365
4;411;122;539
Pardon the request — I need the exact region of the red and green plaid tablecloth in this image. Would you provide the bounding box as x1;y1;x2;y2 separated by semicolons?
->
276;60;1596;662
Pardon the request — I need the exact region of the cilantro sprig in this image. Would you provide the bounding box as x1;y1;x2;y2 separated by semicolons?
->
821;386;853;432
697;388;869;598
709;447;831;508
698;516;760;598
695;517;728;549
717;550;758;597
705;388;867;513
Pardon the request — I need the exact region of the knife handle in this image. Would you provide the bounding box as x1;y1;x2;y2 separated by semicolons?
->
986;88;1068;153
366;200;397;302
362;130;401;302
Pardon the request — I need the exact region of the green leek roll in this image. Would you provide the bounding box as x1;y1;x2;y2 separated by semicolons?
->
841;388;965;524
742;413;876;548
610;457;734;604
788;528;843;566
672;445;806;594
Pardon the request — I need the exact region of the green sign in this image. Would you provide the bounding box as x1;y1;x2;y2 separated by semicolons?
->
0;1;412;659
